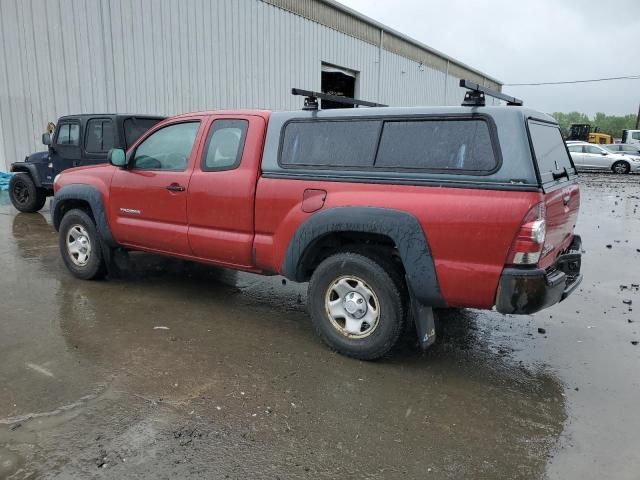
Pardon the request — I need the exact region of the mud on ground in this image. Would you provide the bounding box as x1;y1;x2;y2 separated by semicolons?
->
0;173;638;479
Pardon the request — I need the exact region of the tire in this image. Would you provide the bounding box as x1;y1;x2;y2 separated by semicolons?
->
351;246;412;338
307;252;406;360
9;173;47;213
58;208;106;280
612;161;630;174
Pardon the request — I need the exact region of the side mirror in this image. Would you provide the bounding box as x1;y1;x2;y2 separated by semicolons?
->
601;152;608;156
108;148;127;167
42;133;51;145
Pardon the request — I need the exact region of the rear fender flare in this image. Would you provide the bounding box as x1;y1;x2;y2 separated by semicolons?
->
282;207;445;307
52;184;116;247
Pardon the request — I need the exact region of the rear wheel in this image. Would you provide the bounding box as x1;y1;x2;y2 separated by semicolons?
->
9;173;47;212
308;252;406;360
612;161;630;174
59;209;106;280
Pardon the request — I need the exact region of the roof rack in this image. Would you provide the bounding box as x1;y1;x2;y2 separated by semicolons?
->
291;88;387;111
460;79;523;107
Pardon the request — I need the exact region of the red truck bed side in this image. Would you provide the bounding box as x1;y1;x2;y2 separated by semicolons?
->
254;179;543;309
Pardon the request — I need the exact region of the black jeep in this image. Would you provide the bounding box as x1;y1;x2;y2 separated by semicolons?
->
9;114;164;212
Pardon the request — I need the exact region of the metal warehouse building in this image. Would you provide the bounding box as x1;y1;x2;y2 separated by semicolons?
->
0;0;501;170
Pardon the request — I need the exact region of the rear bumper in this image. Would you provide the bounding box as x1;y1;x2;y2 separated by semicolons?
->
496;235;583;315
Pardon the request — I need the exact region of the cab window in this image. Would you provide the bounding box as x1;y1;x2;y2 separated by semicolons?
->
85;119;115;153
201;120;248;171
132;122;200;171
56;123;80;146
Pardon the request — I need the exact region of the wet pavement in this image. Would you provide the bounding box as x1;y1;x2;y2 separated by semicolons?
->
0;173;638;479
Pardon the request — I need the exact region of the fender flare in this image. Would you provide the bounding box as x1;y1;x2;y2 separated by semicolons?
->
52;184;117;247
10;162;42;188
282;206;445;307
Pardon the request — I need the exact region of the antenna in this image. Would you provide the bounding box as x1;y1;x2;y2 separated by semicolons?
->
291;88;387;111
460;80;523;107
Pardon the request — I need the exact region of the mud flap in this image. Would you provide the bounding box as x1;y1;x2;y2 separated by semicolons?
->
112;248;130;272
101;240;130;278
410;292;436;350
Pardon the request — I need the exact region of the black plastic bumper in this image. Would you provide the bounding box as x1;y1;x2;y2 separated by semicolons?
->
496;235;583;315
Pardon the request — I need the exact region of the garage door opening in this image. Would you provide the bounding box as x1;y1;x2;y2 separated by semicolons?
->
321;64;358;109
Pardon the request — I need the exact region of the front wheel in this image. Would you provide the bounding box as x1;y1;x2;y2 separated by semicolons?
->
612;161;630;174
307;252;406;360
9;173;47;212
58;209;106;280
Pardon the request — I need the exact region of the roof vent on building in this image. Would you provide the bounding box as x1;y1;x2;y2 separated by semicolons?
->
291;88;387;111
460;79;523;107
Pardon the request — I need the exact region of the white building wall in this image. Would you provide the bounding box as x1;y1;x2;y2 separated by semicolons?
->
0;0;497;170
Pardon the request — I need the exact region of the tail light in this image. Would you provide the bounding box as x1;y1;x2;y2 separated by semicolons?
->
506;202;546;266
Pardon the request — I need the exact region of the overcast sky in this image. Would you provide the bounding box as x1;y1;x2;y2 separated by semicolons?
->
337;0;639;116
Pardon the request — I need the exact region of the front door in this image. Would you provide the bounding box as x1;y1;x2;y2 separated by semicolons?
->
50;120;82;176
109;120;204;255
583;145;609;169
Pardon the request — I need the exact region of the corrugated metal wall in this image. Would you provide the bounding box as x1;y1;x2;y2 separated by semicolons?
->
0;0;499;170
262;0;502;91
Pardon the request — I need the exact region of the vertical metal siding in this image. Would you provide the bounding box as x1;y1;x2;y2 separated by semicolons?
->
0;0;499;170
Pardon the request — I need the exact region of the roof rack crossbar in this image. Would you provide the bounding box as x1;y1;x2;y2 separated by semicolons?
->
459;79;523;107
291;88;387;111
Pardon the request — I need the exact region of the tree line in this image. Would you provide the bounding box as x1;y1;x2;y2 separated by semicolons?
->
551;112;637;140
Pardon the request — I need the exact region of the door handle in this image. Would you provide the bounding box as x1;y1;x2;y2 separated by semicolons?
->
166;183;185;192
563;194;571;205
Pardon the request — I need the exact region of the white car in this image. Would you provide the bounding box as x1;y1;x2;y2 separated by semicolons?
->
622;129;640;145
605;143;640;156
566;141;640;174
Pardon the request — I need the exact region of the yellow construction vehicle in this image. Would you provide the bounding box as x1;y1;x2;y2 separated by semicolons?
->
567;124;612;144
588;132;613;144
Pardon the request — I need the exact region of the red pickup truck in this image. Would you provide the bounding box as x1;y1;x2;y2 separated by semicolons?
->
52;88;582;360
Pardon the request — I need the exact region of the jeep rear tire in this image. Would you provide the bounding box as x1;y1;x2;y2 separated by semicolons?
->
59;209;106;280
308;252;406;360
9;173;47;213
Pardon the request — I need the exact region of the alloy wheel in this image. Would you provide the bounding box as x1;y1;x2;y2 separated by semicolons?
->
12;180;29;205
66;225;92;267
324;275;380;338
